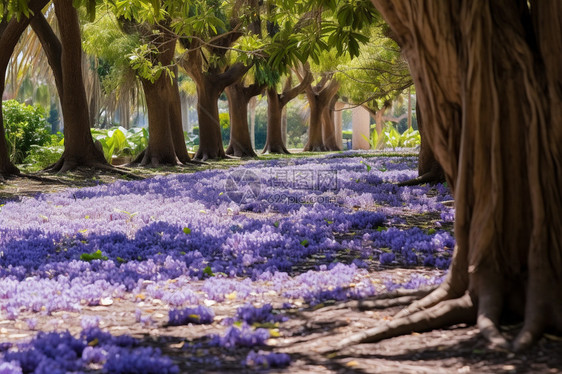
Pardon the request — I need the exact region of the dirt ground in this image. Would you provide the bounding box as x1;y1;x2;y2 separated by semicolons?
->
1;169;561;374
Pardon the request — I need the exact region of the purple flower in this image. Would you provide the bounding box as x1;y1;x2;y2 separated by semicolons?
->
168;305;214;326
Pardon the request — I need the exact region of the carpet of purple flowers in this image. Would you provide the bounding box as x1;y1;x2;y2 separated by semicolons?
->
0;153;455;373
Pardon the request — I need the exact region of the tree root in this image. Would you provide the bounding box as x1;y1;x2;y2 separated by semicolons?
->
262;144;291;154
357;286;437;310
338;293;475;348
394;284;458;318
397;170;446;186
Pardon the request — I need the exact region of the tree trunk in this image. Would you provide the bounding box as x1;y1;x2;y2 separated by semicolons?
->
322;95;341;151
193;77;225;160
347;0;562;351
181;45;250;160
262;87;289;154
131;29;189;166
47;0;108;172
225;81;262;158
263;71;312;154
303;78;340;152
303;93;326;151
168;66;190;164
0;0;50;177
398;101;445;186
138;75;179;166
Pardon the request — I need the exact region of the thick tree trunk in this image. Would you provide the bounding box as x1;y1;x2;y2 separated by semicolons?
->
262;87;289;154
193;78;225;161
138;76;179;166
47;0;108;172
263;72;312;154
131;29;189;167
182;45;250;160
322;96;341;151
345;0;562;351
168;66;190;164
0;0;50;177
303;77;340;152
225;82;262;158
304;95;326;151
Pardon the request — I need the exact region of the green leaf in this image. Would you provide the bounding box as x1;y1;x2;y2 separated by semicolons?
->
203;266;214;277
300;239;309;247
80;250;108;262
183;227;192;234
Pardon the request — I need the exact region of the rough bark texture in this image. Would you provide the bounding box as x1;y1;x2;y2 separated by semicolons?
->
303;75;340;152
225;82;263;158
262;73;312;154
348;0;562;351
47;0;108;172
0;0;50;178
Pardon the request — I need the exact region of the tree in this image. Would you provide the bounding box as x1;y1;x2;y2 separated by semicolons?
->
262;72;312;154
299;70;340;152
35;0;109;172
177;1;255;160
342;0;562;351
0;0;51;179
225;80;264;157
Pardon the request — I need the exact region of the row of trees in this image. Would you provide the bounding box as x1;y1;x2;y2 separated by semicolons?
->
0;0;413;175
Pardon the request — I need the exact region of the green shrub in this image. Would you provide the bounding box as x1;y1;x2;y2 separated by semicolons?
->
2;100;51;163
90;126;148;163
23;134;64;170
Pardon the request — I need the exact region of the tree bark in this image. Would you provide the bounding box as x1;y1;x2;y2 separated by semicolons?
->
303;76;340;152
263;73;312;154
46;0;108;172
181;39;250;160
225;81;263;158
321;94;341;151
129;26;190;167
0;0;50;177
352;0;562;350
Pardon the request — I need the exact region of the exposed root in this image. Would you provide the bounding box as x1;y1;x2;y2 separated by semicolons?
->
337;293;475;348
303;144;328;152
262;144;290;154
475;268;509;350
394;283;457;318
358;287;436;310
397;170;446;186
182;159;209;166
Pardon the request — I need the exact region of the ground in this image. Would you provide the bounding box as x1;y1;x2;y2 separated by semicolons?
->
0;151;560;373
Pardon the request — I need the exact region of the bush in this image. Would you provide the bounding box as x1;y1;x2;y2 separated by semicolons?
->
2;100;51;163
23;134;64;169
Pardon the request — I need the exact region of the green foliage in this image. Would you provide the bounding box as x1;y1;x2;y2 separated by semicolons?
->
23;134;64;169
2;100;51;164
219;112;230;146
362;124;421;150
90;126;148;163
80;250;108;262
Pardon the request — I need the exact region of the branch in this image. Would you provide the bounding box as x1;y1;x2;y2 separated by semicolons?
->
280;69;312;106
31;11;63;96
215;62;252;89
244;81;266;98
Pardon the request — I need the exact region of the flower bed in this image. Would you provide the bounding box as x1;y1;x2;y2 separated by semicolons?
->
0;153;454;372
